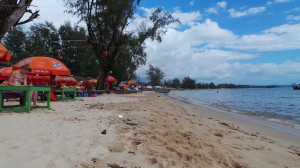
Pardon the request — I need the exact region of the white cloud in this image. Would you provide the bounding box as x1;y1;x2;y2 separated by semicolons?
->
274;0;292;4
217;1;227;9
228;24;300;51
137;13;300;84
287;15;300;21
206;1;227;15
182;19;237;47
206;7;218;14
172;9;202;26
228;7;266;18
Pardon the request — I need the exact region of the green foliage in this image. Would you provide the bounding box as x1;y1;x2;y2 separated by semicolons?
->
163;78;181;88
181;76;196;89
146;64;164;86
2;21;99;78
25;22;60;56
2;27;27;63
171;78;181;88
63;0;179;89
58;22;99;77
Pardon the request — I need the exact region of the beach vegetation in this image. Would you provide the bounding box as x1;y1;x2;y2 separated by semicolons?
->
181;76;197;89
1;26;26;63
146;64;164;86
62;0;179;89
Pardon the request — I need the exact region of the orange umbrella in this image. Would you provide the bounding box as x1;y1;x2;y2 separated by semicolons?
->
62;76;77;85
29;75;50;85
128;80;136;85
55;75;63;83
0;43;13;62
12;56;71;76
107;75;116;83
0;67;12;78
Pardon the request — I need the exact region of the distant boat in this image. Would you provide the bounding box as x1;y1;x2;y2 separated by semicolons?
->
292;83;300;90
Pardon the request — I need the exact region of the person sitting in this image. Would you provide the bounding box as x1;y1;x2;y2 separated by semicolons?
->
8;64;38;106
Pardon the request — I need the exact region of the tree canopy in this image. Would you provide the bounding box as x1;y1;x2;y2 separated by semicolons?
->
146;64;164;86
63;0;179;89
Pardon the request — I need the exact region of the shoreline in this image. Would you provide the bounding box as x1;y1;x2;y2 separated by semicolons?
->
0;92;299;167
168;94;300;147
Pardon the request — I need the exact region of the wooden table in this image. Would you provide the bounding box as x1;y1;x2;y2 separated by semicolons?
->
53;88;76;101
0;86;51;113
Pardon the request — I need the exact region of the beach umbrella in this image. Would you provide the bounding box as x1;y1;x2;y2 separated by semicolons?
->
127;80;136;85
29;75;50;85
0;67;12;80
107;75;117;83
0;44;13;62
12;56;71;76
62;76;77;85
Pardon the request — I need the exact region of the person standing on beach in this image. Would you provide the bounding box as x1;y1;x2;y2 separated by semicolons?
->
8;64;38;106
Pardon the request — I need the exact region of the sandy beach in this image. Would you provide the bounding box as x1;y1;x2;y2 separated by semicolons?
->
0;92;299;168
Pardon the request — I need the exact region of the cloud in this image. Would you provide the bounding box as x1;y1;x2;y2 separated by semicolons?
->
206;7;218;14
228;7;267;18
274;0;292;4
190;0;194;6
206;1;227;15
287;15;300;21
136;12;300;84
172;9;202;26
229;24;300;51
217;1;227;9
266;1;273;5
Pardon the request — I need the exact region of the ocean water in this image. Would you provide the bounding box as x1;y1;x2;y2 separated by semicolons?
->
168;87;300;129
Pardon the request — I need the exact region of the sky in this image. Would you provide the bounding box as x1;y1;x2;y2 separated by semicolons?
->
27;0;300;85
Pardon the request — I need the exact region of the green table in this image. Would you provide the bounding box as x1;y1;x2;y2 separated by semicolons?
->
53;88;76;101
0;86;51;113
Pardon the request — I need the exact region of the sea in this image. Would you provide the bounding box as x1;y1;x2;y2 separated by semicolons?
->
168;86;300;130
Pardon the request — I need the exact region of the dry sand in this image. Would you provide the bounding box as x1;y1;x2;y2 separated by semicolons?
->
0;92;299;168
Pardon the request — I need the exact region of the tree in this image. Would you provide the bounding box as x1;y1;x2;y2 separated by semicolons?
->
25;22;60;56
63;0;179;89
171;78;181;88
146;64;164;86
181;76;196;89
0;0;39;41
58;22;99;77
2;26;27;63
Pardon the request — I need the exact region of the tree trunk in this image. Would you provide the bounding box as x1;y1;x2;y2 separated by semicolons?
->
96;70;110;90
0;0;32;41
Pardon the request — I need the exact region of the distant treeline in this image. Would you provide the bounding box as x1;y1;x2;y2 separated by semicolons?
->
162;77;279;89
195;83;279;89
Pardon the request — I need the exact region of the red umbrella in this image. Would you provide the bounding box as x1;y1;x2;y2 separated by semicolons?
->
0;44;13;62
12;56;71;76
29;75;50;85
0;67;12;80
107;75;116;83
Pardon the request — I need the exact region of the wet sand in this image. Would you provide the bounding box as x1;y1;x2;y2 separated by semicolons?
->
0;92;299;168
